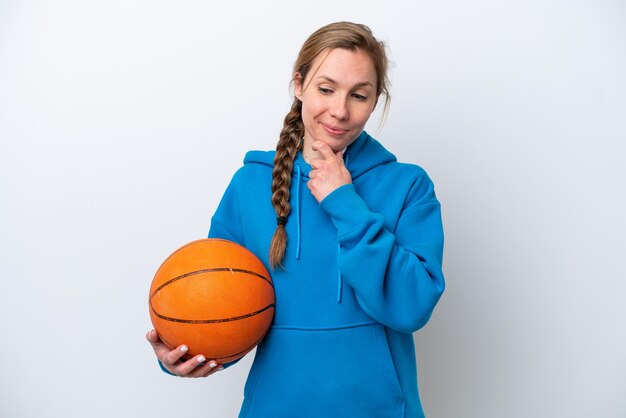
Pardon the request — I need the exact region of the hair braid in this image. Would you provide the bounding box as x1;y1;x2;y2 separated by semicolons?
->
269;99;304;269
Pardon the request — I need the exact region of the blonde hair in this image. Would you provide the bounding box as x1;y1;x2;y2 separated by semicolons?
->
269;21;390;269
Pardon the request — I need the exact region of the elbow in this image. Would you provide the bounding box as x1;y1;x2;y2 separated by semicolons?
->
393;281;445;333
391;313;432;334
396;308;435;333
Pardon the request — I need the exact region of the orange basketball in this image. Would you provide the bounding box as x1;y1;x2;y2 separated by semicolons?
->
149;238;275;363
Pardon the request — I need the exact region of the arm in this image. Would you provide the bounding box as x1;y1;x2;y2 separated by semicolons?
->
149;171;247;376
319;175;445;334
205;173;245;370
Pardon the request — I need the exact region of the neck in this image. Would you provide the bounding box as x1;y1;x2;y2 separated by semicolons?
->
301;135;352;164
302;138;323;164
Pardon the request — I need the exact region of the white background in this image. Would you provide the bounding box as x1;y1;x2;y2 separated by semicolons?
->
1;1;625;417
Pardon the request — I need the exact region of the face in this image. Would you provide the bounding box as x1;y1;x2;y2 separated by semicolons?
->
294;48;378;153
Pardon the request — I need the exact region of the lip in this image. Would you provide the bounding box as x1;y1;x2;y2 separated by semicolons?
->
321;123;349;136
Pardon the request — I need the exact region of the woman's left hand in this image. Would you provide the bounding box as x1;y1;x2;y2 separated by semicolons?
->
307;141;352;202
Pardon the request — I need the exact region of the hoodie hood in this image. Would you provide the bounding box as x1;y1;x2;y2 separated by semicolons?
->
241;130;398;302
242;130;397;180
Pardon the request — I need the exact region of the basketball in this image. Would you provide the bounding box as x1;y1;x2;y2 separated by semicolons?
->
148;238;275;363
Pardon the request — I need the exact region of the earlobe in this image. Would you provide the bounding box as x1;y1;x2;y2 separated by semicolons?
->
294;72;303;100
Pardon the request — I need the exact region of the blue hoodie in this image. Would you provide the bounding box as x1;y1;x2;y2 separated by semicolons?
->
208;131;445;418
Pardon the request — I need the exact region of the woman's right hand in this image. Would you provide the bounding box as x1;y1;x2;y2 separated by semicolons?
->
146;329;224;377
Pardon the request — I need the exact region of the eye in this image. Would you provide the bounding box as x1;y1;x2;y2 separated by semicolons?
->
319;87;333;95
351;93;367;101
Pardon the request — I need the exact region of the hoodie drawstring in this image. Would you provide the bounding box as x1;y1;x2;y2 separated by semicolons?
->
335;153;349;304
337;243;343;303
294;154;349;303
295;163;302;260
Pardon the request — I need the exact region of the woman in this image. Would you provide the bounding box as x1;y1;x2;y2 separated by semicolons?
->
147;21;445;418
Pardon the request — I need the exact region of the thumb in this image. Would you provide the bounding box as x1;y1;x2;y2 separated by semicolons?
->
146;329;159;343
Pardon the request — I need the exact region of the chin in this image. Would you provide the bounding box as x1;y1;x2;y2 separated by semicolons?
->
323;139;349;152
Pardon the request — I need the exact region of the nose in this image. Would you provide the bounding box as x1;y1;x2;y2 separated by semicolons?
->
329;95;349;121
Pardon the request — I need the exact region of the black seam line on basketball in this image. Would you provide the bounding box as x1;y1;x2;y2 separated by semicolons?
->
152;303;275;324
158;319;268;361
150;267;273;299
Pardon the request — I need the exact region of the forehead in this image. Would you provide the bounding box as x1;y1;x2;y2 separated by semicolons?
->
308;48;377;87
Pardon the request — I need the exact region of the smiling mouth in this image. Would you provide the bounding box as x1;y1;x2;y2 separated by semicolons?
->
321;123;348;135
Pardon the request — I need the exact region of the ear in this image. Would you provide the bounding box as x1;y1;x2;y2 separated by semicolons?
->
294;72;303;100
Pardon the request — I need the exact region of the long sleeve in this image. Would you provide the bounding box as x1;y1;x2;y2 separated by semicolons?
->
206;173;246;369
208;170;245;245
319;174;445;334
156;182;245;375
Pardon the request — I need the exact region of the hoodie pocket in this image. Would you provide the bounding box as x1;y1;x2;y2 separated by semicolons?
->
239;324;405;418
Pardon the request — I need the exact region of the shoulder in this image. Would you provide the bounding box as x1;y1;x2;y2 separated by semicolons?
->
229;150;275;176
380;161;438;206
243;150;275;164
387;160;429;177
377;160;433;186
223;150;274;191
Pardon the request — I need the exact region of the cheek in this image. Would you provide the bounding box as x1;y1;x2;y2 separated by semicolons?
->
301;100;324;123
300;106;318;135
354;108;373;126
300;104;313;125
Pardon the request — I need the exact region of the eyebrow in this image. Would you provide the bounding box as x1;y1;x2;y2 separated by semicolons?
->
316;75;374;89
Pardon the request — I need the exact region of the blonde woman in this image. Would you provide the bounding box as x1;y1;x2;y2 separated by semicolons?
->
148;21;445;418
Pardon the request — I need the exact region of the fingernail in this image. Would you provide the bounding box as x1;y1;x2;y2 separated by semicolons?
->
217;366;225;371
209;360;217;368
180;345;188;353
197;355;206;364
